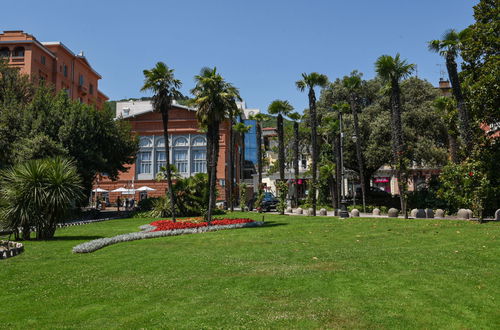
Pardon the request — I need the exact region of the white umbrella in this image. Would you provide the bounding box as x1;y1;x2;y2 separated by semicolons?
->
136;186;156;191
111;187;135;194
92;188;109;193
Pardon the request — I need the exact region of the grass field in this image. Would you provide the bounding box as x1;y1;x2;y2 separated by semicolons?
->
1;213;499;329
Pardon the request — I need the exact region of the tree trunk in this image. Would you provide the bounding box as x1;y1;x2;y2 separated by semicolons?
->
309;88;318;216
161;110;176;222
206;121;220;223
350;95;367;213
448;132;459;164
390;79;407;219
446;54;472;150
277;114;285;181
256;121;263;211
229;120;234;212
277;113;285;215
293;121;299;208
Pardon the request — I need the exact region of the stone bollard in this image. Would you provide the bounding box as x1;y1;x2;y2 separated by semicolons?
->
285;207;292;213
457;209;469;220
415;209;426;218
495;209;500;221
435;209;445;218
319;208;327;216
410;209;418;217
351;209;360;217
244;207;249;212
308;208;314;216
425;208;434;218
296;208;303;215
388;208;399;217
373;208;381;216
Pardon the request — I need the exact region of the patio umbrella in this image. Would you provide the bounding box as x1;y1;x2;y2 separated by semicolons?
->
111;187;135;194
92;188;109;193
136;186;156;191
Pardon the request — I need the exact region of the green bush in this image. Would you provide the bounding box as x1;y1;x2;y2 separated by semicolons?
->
0;157;83;240
137;197;160;212
150;173;226;218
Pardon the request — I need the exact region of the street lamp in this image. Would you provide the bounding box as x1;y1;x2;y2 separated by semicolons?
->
338;110;350;218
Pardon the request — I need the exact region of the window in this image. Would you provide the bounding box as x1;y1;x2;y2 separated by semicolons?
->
12;47;24;57
192;136;206;146
156;151;166;173
63;64;68;77
79;74;84;86
191;149;206;173
0;47;9;58
138;151;152;174
139;137;153;148
41;55;46;65
174;150;188;173
89;83;94;95
173;137;189;147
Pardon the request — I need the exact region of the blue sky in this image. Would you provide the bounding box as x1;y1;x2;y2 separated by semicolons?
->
3;0;477;112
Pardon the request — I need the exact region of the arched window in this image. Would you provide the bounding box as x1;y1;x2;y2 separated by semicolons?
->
192;136;206;146
0;47;9;58
139;137;153;148
173;137;188;147
155;137;165;148
13;47;24;57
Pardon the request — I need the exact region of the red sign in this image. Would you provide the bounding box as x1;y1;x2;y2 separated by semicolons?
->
374;177;390;183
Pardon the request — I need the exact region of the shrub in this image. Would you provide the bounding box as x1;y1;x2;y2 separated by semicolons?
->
0;157;83;240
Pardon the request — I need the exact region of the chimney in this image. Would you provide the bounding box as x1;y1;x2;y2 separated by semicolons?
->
439;79;451;89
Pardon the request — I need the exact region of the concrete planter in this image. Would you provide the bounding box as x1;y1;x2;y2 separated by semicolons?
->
388;208;399;217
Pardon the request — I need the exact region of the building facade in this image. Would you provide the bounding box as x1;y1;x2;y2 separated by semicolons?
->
95;100;238;203
0;30;108;108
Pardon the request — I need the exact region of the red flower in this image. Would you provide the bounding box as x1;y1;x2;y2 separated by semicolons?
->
149;218;254;232
469;171;474;177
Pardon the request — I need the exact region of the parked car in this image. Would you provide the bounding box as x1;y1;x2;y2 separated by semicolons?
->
249;192;279;212
355;186;396;207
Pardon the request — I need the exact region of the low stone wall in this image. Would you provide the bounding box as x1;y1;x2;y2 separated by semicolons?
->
0;241;24;260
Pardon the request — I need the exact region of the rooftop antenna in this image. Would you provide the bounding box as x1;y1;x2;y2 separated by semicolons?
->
436;64;446;80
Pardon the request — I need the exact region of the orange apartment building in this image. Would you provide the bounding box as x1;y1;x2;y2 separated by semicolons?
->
0;30;107;108
95;100;240;203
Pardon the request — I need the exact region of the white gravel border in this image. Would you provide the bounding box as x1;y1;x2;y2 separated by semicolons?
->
73;221;264;253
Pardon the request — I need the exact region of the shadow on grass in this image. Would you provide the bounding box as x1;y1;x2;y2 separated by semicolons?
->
256;221;287;228
50;235;104;241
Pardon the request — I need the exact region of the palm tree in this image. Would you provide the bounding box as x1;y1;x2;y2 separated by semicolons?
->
267;100;294;214
233;121;251;209
191;67;241;222
433;96;460;163
226;103;242;212
0;157;83;240
343;72;366;213
288;112;301;207
249;113;270;211
428;29;472;150
141;62;182;222
375;54;415;218
296;73;328;216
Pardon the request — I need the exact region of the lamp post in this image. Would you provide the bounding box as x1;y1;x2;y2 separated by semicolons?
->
338;111;350;218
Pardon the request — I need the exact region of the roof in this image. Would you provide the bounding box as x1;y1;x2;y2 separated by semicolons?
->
42;42;102;79
116;100;196;119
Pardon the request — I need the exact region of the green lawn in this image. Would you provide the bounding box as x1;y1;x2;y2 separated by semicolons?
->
1;213;499;329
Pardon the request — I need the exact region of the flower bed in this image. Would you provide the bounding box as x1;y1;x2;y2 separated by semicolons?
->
150;218;254;232
73;218;263;253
